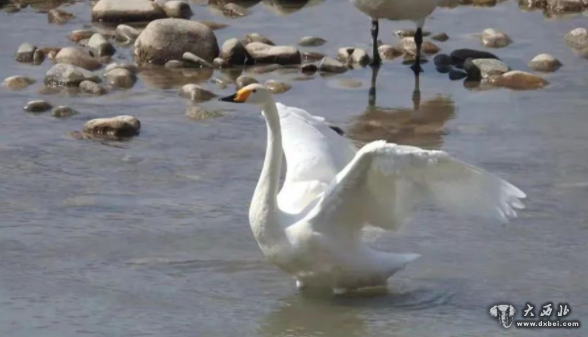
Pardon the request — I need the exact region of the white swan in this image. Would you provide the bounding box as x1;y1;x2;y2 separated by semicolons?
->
349;0;441;71
219;84;526;294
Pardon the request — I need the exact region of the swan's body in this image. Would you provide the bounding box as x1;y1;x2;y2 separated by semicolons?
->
220;85;526;294
349;0;440;70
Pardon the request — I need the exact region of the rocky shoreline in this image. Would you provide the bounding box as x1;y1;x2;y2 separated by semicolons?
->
1;0;586;140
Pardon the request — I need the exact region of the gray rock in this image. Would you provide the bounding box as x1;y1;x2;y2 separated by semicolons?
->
179;84;216;102
303;51;326;62
48;9;74;24
528;53;561;72
245;42;301;65
472;58;509;77
115;24;141;43
397;37;440;55
223;3;248;18
547;0;587;12
213;57;231;68
91;0;166;22
298;36;326;47
104;62;138;74
2;76;36;90
44;64;101;87
24;100;52;113
220;38;250;65
565;28;588;50
264;80;291;94
481;28;511;48
82;115;141;139
134;18;219;65
165;60;185;68
431;32;449;42
79;80;108;95
242;33;274;46
300;63;318;74
236;76;258;89
55;47;102;71
52;106;79;118
336;47;371;67
15;43;37;63
88;33;116;57
487;70;548;90
378;44;402;60
318;57;347;73
68;30;95;43
183;52;214;68
162;1;193;19
105;68;137;89
186;106;223;120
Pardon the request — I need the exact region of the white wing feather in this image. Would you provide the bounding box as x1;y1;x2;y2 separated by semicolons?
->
309;141;526;236
276;103;357;213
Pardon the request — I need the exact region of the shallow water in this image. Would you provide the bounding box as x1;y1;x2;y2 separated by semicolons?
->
1;1;588;336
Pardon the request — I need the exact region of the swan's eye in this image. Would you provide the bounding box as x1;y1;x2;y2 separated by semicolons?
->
252;89;257;93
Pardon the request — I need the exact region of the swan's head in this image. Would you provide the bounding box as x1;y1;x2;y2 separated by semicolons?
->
218;83;272;106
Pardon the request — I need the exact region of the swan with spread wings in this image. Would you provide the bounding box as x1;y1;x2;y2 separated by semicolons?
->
219;84;526;295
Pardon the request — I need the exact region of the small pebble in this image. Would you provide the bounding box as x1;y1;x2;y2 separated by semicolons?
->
528;53;561;72
2;76;36;90
48;9;74;24
52;106;78;118
79;80;107;95
431;32;449;42
24;100;52;113
186;106;223;120
265;80;291;94
298;36;327;47
481;28;511;48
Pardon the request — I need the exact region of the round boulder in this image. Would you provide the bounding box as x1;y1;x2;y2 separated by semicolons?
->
105;68;137;89
481;28;511;48
91;0;166;22
44;64;101;87
565;28;588;50
134;18;219;65
2;76;36;90
528;53;561;72
82;115;141;139
179;84;216;102
55;47;102;70
487;70;548;90
24;100;52;113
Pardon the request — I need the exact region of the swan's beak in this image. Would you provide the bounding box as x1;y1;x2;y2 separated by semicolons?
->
219;88;250;103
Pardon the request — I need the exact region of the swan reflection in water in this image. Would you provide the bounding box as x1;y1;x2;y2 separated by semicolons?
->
351;66;456;150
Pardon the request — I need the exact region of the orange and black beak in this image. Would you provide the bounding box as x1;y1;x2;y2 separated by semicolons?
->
219;88;251;103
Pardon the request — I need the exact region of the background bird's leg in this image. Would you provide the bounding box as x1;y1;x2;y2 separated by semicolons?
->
370;20;381;67
368;64;380;107
412;72;421;111
410;27;424;74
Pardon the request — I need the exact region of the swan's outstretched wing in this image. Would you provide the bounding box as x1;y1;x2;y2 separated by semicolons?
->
309;141;526;237
276;103;357;213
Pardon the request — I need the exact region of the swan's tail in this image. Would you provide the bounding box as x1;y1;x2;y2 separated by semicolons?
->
382;252;421;275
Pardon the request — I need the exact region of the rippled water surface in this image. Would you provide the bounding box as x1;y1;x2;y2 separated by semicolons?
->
1;1;588;336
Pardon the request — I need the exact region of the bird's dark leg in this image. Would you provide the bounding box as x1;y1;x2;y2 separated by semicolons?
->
370;19;381;68
412;72;421;111
410;27;424;75
368;63;380;107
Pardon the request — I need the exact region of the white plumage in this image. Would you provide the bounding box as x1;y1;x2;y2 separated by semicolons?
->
220;84;526;294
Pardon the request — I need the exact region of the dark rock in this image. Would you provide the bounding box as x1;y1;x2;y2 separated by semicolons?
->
450;48;499;67
79;80;107;95
298;36;326;47
300;63;318;74
245;42;301;65
179;84;217;102
463;58;481;80
519;0;547;8
528;53;561;72
220;38;251;65
44;64;101;87
15;43;36;63
449;69;468;80
134;19;219;65
24;100;52;113
2;76;36;90
434;53;452;66
162;1;193;19
303;51;326;62
318;57;347;73
33;49;46;64
82;115;141;139
55;47;102;70
38;47;61;61
436;65;452;73
88;33;116;57
104;68;137;88
91;0;166;22
264;79;291;94
52;106;79;118
48;9;74;24
547;0;587;12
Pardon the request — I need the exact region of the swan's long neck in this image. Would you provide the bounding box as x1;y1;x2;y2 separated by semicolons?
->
249;99;286;247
